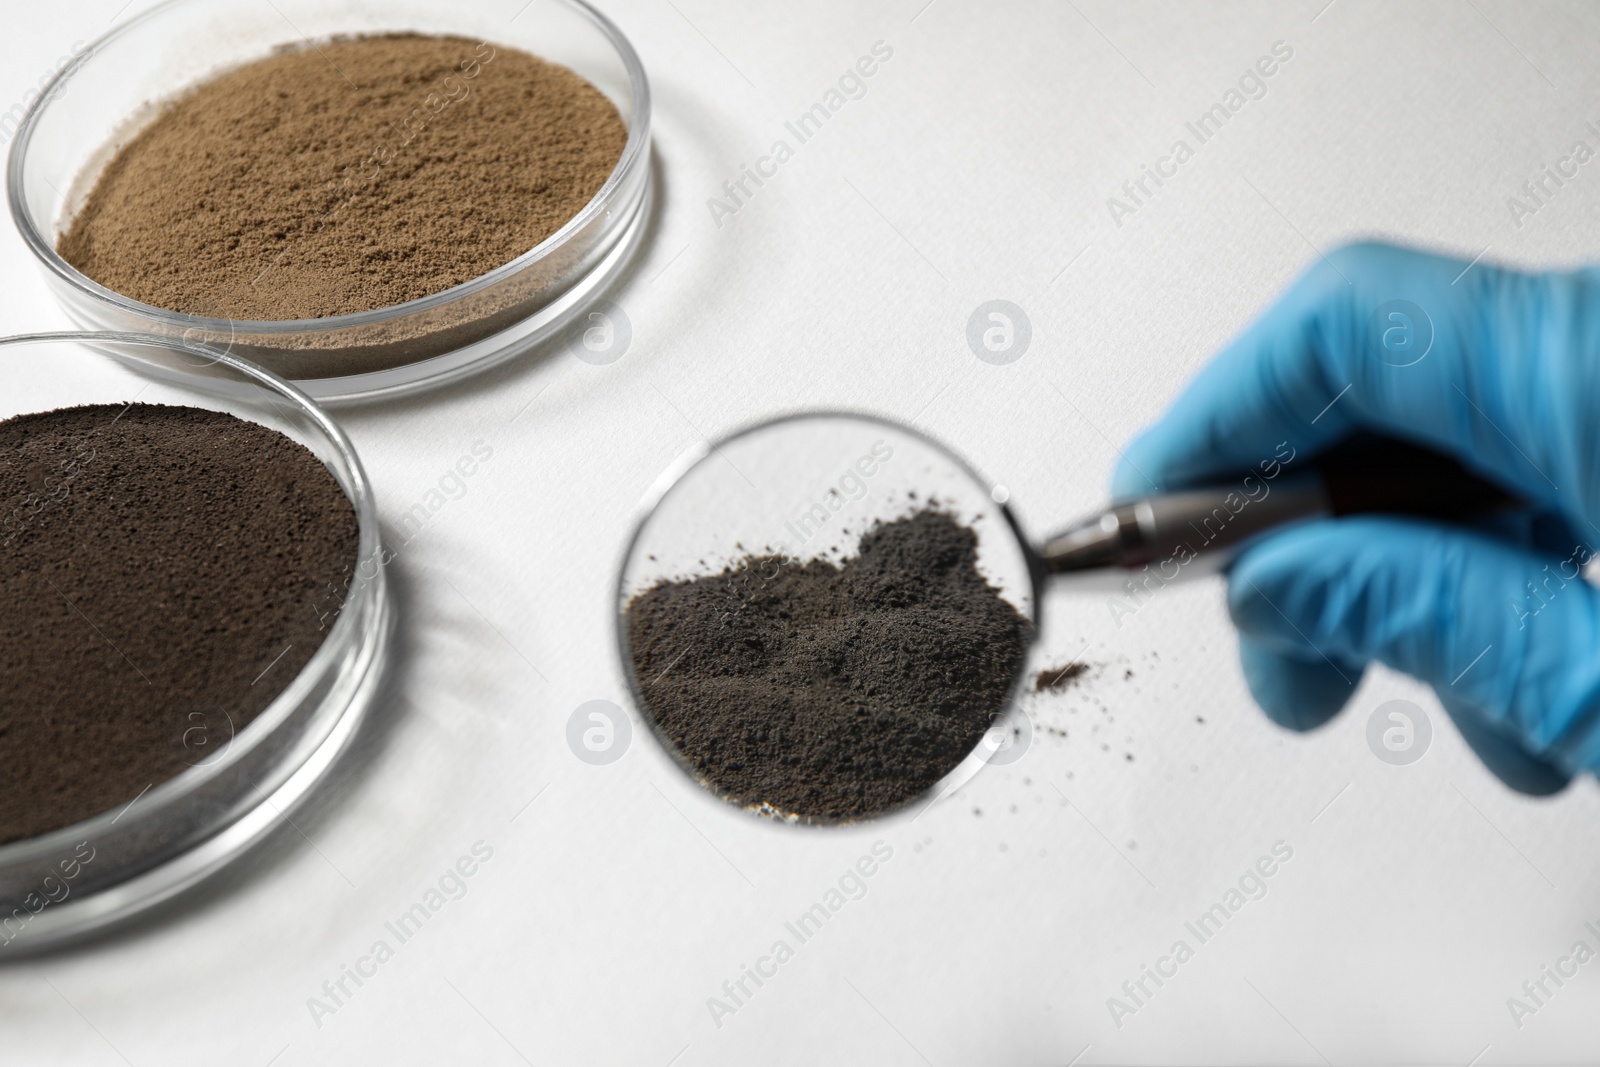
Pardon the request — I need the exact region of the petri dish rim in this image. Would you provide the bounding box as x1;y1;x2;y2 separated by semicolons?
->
5;0;653;397
0;331;387;918
613;409;1049;828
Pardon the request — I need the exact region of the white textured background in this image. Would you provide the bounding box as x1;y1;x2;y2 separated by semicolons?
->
3;1;1600;1063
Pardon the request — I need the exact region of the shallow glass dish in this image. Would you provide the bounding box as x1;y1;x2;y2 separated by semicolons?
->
8;0;651;404
0;333;389;952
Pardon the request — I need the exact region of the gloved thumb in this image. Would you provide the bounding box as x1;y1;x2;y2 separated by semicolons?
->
1226;516;1600;794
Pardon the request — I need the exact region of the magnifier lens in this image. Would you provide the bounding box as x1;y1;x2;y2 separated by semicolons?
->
618;413;1036;821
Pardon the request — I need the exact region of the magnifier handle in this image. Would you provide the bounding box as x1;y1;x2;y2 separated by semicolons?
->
1041;434;1522;574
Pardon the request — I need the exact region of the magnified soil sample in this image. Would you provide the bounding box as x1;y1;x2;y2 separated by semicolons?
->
0;404;359;844
625;510;1032;821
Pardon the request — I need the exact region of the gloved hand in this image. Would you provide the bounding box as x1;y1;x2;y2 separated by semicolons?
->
1112;240;1600;795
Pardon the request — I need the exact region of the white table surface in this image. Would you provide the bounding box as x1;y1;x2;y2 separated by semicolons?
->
4;1;1600;1063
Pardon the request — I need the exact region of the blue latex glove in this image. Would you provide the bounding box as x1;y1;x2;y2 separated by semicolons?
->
1112;240;1600;794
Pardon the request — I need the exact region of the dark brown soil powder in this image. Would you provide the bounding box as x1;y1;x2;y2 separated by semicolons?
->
1035;662;1088;691
58;34;627;320
0;404;358;844
626;511;1032;822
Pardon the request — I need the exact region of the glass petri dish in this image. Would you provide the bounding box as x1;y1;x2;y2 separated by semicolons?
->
616;412;1043;825
7;0;652;404
0;333;390;952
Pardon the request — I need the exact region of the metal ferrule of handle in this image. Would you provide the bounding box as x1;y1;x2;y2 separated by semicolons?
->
1124;472;1332;565
1040;473;1333;574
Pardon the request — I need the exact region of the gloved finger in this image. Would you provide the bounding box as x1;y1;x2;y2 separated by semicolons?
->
1237;635;1365;731
1227;516;1600;781
1445;504;1587;589
1112;241;1595;524
1244;608;1570;793
1439;693;1571;796
1469;505;1587;560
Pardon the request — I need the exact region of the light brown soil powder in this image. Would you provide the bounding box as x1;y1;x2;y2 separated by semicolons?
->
58;34;627;320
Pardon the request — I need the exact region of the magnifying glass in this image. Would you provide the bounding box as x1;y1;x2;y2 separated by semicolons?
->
616;411;1514;824
618;411;1047;827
